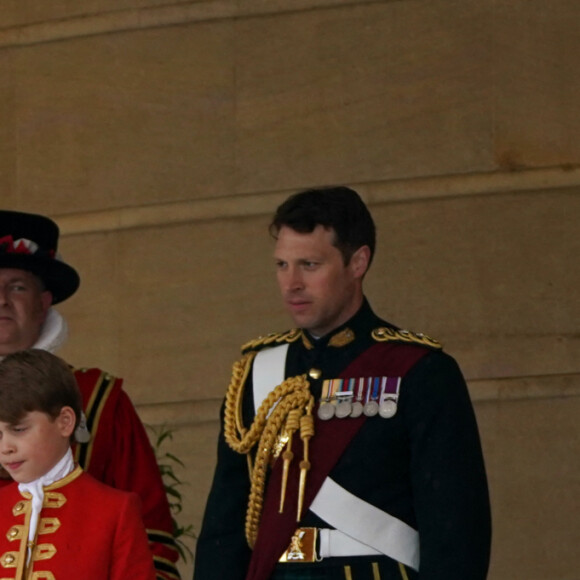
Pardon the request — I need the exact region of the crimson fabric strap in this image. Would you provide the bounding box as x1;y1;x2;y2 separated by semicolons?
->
73;369;122;477
245;342;430;580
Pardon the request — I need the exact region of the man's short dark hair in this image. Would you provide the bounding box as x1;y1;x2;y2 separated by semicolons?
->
0;349;81;437
269;186;376;266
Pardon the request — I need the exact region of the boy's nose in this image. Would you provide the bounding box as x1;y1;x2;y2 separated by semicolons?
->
0;439;15;454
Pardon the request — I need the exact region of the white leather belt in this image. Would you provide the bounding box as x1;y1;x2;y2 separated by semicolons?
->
319;529;382;558
311;478;420;571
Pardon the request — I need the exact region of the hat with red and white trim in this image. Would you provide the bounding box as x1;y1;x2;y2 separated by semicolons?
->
0;210;80;304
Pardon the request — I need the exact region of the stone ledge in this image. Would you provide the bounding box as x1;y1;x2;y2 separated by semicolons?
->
469;372;580;403
0;0;388;49
54;166;580;237
137;397;222;428
136;372;580;427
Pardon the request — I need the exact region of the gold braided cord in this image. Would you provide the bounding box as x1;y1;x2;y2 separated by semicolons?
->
224;362;310;455
223;356;312;548
234;352;256;436
245;382;312;547
223;352;257;476
224;352;255;453
241;328;302;354
371;327;442;349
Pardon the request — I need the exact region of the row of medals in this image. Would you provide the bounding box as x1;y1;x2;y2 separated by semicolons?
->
317;379;398;421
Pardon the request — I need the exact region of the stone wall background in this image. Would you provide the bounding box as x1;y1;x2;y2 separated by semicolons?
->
1;1;579;578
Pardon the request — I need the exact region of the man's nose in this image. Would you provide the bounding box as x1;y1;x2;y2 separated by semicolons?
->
284;267;304;291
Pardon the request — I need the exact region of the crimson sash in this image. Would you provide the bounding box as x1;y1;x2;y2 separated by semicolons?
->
245;342;430;580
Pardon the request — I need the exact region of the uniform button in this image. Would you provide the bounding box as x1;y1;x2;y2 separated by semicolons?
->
308;368;322;379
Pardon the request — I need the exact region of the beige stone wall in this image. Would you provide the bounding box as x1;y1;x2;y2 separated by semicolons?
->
1;1;579;578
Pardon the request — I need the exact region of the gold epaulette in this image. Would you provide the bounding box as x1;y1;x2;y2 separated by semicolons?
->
241;328;302;354
371;327;442;350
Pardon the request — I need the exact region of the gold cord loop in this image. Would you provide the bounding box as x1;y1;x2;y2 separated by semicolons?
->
224;354;314;548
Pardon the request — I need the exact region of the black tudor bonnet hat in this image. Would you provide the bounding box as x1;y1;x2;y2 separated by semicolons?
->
0;210;80;304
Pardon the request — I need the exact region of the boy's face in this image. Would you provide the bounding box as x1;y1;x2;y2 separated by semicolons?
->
0;408;75;483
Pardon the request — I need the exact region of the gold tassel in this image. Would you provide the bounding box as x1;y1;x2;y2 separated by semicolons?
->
279;409;301;513
297;404;314;521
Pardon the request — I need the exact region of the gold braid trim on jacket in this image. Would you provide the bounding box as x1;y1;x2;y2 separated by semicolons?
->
224;352;313;548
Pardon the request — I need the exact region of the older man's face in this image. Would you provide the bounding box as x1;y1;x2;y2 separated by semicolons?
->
0;269;52;356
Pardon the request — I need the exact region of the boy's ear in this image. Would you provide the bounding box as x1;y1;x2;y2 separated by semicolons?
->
56;407;77;438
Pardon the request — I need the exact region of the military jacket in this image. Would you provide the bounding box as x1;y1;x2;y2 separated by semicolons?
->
195;301;491;580
0;468;156;580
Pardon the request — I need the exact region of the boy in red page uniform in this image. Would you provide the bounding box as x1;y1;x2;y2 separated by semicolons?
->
0;349;156;580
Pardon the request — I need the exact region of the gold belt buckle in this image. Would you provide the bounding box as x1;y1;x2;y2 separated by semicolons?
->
278;527;318;563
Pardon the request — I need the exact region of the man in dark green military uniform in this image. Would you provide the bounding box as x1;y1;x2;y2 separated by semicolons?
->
194;187;491;580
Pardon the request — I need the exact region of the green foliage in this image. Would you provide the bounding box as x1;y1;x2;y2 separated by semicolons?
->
147;424;197;563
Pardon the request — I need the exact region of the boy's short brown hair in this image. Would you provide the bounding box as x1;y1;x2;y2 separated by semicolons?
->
0;349;81;435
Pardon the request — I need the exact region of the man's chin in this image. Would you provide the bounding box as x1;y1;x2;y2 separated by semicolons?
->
0;334;30;357
0;346;20;357
287;311;311;329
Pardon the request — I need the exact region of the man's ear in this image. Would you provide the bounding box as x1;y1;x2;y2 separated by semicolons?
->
350;245;371;279
56;407;77;438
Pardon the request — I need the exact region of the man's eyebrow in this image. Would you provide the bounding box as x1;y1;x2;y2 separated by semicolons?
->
3;275;40;287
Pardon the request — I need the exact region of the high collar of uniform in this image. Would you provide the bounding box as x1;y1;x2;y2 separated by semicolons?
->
302;298;382;350
33;308;68;353
18;448;76;549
